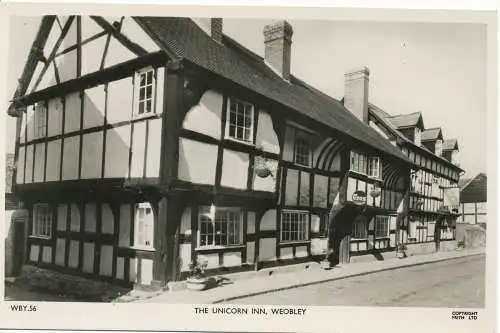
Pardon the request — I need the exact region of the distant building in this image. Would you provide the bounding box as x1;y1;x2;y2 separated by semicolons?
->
458;173;487;227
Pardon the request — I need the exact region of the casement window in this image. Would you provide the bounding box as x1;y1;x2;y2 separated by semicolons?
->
34;102;47;139
134;202;155;249
414;127;421;146
294;131;312;167
350;151;367;174
367;157;381;179
351;215;368;239
32;204;52;238
374;216;389;238
199;207;243;247
134;68;155;117
226;98;254;143
280;210;309;243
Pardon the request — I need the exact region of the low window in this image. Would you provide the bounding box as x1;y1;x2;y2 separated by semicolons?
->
352;215;368;239
374;216;389;238
34;102;47;139
294;131;312;167
281;210;309;243
134;202;155;249
350;151;367;174
226;98;254;143
367;157;381;178
32;204;52;238
134;68;155;117
199;207;243;247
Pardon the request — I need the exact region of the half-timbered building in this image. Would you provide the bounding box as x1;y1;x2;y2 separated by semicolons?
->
9;16;415;288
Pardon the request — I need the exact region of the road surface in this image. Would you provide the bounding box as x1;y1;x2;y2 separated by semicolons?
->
228;254;486;308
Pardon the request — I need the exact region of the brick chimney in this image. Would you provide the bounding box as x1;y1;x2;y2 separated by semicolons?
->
211;18;223;43
263;21;293;81
344;67;370;123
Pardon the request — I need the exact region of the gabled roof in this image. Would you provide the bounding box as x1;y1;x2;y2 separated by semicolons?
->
421;127;443;142
443;139;459;151
386;111;424;129
133;17;410;163
460;173;487;203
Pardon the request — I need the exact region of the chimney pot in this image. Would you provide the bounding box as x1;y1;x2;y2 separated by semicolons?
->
344;66;370;124
211;18;223;43
263;20;293;80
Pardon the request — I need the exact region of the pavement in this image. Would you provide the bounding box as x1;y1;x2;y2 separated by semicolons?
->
122;247;485;304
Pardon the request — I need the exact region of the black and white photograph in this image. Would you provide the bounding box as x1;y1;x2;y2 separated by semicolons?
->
0;3;496;333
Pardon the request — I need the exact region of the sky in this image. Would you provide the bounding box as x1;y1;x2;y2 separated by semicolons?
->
5;16;487;178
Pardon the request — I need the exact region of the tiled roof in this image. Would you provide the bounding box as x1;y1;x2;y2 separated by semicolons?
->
460;173;487;203
421;127;443;142
5;153;15;194
386;112;423;129
135;17;410;163
443;139;459;151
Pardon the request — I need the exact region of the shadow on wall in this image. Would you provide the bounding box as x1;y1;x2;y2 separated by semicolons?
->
456;223;486;249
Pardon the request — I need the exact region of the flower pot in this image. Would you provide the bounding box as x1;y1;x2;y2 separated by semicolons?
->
186;276;208;291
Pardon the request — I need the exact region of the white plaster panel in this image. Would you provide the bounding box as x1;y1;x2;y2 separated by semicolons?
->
260;209;277;231
16;146;25;184
146;118;162;178
104;124;131;178
101;203;114;234
221;149;249;189
246;241;255;264
55;238;66;266
64;93;81;134
282;126;295;162
280;247;293;260
129;258;137;283
247;211;256;234
198;253;219;269
83;85;106;129
29;245;39;262
311;214;320;233
310;238;327;256
116;257;125;280
295;246;307;258
26;106;35;142
179;244;192;272
68;240;79;269
85;204;97;232
46;140;61;182
24;145;33;183
178;138;217;185
350;243;357;252
42;246;52;263
358;242;367;251
33;143;45;183
38;62;58;91
180;208;191;235
252;157;278;192
130;121;146;178
104;38;136;69
223;252;241;267
118;204;131;247
155;67;164;115
121;18;161;52
389;216;397;230
57;204;67;231
346;177;356;202
47;98;63;137
256;110;280;154
141;258;154;285
82;242;94;273
99;245;113;277
81;36;108;77
20;112;27;143
182;90;223;139
390;234;396;247
259;238;276;261
62;136;80;180
285;169;299;205
81;131;103;179
107;77;133;124
81;16;105;41
70;204;81;232
27;62;44;94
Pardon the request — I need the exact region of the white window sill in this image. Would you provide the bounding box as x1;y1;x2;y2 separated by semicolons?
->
279;240;310;245
132;112;156;121
349;170;368;177
224;136;255;147
195;245;245;251
128;246;156;252
29;235;52;240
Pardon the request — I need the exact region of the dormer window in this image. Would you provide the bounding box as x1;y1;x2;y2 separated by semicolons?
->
226;98;254;143
435;139;443;156
414;127;422;146
134;68;155;118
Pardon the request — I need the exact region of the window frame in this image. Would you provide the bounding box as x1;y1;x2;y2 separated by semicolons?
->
374;215;390;238
225;97;255;144
351;215;368;240
367;156;382;179
350;150;367;175
280;210;309;244
197;206;244;249
133;67;156;119
31;203;53;239
133;202;155;250
293;129;312;167
33;102;47;139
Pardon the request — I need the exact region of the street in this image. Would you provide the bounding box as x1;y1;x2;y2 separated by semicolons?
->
227;254;486;308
